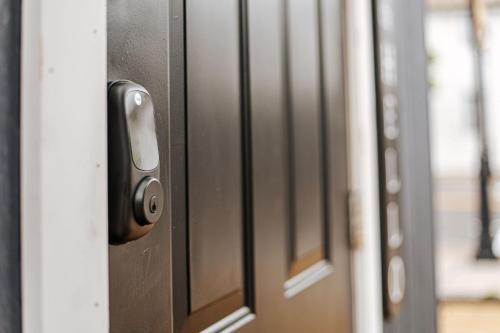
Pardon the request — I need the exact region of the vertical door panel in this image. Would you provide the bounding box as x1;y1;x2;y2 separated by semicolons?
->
246;0;289;332
246;0;353;331
186;0;244;313
178;1;253;331
287;0;327;275
107;1;172;332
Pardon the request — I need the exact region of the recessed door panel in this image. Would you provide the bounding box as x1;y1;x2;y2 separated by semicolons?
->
186;0;244;313
246;0;352;331
287;0;327;274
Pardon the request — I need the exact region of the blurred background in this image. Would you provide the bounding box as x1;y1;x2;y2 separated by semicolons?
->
427;0;500;331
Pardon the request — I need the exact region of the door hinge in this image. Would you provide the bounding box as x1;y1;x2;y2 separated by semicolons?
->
347;191;363;250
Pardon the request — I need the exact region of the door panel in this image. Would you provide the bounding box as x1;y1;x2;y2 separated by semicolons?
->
186;0;245;313
107;1;172;332
174;0;253;331
246;0;353;331
287;0;327;272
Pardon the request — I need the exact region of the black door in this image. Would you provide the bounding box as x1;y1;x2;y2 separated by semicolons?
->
108;0;352;332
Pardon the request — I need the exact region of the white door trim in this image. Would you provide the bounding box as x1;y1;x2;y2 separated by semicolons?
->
21;1;108;332
346;0;384;332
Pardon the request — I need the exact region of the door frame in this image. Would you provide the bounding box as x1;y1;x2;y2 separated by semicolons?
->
346;0;385;332
20;1;109;332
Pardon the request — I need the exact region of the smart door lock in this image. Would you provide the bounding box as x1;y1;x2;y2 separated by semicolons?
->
108;80;164;244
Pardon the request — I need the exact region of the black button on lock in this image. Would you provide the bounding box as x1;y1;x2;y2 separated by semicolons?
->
108;80;164;244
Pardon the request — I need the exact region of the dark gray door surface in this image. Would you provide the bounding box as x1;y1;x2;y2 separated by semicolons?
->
242;0;353;331
107;1;172;332
108;0;352;332
0;0;21;332
372;0;437;332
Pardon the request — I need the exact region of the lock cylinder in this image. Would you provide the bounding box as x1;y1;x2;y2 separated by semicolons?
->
133;177;164;225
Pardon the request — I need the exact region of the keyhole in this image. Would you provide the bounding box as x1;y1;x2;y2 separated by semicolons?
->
149;196;159;214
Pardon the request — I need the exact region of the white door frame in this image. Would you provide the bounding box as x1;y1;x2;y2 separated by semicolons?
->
21;1;109;332
346;1;384;332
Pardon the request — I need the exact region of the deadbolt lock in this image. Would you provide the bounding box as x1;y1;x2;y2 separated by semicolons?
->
108;80;163;244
